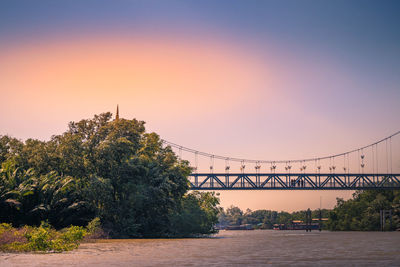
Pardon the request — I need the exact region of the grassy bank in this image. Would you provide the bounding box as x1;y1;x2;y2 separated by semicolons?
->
0;218;104;252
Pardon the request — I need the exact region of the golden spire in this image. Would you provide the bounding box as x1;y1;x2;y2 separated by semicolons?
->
115;105;119;121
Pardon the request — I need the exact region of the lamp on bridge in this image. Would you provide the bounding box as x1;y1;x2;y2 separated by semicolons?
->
225;166;230;174
361;154;365;174
270;163;276;173
240;164;246;173
285;164;292;174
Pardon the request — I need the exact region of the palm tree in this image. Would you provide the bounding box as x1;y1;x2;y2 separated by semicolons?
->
0;166;35;224
26;172;93;228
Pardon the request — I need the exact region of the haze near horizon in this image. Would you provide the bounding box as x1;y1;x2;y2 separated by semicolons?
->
1;0;400;212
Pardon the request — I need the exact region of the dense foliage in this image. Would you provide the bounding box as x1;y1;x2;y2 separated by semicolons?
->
220;190;400;231
0;221;90;252
0;113;220;237
169;191;221;236
327;190;400;231
219;206;330;229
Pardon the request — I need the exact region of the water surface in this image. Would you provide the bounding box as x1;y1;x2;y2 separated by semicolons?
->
1;230;399;266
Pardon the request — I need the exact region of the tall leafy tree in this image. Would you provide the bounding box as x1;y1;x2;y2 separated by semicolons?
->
327;190;400;231
0;113;221;237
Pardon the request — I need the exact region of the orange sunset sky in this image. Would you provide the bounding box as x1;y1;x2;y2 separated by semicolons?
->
1;1;400;211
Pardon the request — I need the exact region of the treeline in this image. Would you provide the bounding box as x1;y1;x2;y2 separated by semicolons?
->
220;189;400;231
327;190;400;231
219;206;330;229
0;113;220;237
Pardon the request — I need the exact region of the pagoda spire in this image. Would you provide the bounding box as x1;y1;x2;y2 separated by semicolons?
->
115;105;119;121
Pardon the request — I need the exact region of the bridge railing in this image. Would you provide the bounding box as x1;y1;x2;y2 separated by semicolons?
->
188;173;400;190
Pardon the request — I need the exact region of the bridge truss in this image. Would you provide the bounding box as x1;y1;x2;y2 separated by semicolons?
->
188;173;400;190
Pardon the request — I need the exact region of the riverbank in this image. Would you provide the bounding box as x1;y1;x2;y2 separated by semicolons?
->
0;219;102;253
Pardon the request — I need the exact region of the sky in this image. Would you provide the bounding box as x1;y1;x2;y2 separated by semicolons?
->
1;0;400;212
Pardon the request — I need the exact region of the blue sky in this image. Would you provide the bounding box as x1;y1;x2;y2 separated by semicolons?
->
1;0;400;210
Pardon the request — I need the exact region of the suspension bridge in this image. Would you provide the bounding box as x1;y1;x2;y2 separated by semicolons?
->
161;131;400;190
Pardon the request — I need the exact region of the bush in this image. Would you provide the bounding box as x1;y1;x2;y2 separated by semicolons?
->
83;217;108;240
0;221;88;252
25;223;53;251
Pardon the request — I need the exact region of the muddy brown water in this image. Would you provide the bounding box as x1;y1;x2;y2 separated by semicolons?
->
1;230;400;266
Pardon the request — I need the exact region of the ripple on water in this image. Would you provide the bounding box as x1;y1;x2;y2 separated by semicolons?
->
1;231;400;266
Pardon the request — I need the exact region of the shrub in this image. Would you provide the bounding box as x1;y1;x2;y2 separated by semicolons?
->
24;224;53;251
60;226;86;243
83;217;107;240
0;222;89;252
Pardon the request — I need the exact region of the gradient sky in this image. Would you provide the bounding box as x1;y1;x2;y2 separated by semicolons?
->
1;0;400;212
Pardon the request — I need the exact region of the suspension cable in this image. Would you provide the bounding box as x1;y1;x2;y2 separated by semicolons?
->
372;145;375;175
390;137;393;174
194;151;198;173
210;155;214;173
376;143;379;175
161;130;400;165
386;139;389;174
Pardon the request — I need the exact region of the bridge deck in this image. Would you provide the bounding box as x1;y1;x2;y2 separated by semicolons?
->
188;173;400;190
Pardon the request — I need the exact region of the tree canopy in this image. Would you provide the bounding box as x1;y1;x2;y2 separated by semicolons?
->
327;190;400;231
218;206;330;229
0;113;220;237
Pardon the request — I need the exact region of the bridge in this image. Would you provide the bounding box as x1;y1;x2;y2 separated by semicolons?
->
162;130;400;190
188;173;400;190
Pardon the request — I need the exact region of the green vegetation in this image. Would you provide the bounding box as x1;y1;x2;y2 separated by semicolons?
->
327;190;400;231
220;190;400;231
0;218;101;252
0;112;220;251
170;191;221;236
3;111;397;253
219;206;330;229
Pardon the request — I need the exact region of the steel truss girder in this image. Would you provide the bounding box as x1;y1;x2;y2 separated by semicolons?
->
188;173;400;190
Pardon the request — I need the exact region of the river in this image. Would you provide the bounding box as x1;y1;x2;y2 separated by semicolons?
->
1;230;400;266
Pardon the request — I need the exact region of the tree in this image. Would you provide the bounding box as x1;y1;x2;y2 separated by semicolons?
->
327;190;400;231
225;206;244;226
0;113;221;237
0;135;23;164
169;191;221;236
